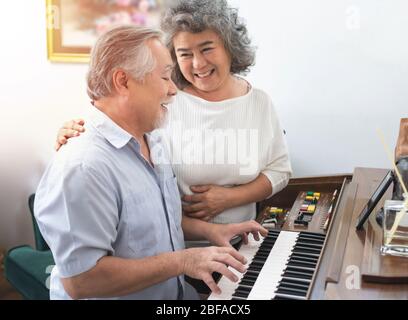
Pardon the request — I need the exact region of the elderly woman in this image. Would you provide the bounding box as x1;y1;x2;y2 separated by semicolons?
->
56;0;292;231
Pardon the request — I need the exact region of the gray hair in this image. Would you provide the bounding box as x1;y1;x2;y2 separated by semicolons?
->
161;0;256;88
87;25;163;101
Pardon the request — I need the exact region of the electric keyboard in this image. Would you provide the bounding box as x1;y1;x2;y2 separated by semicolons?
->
205;169;408;300
208;230;326;300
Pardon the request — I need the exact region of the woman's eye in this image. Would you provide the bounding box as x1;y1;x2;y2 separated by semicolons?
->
202;48;213;53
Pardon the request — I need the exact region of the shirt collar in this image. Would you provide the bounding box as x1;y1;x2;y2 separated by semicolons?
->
89;107;133;150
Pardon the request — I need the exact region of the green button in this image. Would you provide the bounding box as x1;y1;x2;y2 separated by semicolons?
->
307;191;314;196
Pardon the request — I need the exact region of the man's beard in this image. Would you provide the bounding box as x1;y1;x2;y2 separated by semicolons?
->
153;105;169;129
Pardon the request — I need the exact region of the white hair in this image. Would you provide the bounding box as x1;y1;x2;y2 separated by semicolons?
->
87;25;163;101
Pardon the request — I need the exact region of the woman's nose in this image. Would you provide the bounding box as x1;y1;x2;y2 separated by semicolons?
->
192;53;207;70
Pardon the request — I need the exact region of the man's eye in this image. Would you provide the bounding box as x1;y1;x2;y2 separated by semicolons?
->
202;48;213;53
180;53;192;58
162;77;170;81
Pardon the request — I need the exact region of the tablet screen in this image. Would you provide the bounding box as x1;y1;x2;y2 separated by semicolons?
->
356;170;394;230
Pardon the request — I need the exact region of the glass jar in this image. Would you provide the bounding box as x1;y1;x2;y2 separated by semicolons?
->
381;194;408;257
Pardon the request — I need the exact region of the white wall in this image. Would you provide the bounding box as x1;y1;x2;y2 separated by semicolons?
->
233;0;408;175
0;0;407;250
0;1;89;250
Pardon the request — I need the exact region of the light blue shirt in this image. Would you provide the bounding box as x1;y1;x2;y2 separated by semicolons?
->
34;107;185;300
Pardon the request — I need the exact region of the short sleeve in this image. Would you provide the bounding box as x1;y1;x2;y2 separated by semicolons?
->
260;95;293;198
35;163;119;278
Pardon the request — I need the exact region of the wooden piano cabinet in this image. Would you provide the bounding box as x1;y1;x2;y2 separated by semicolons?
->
258;168;408;300
314;168;408;299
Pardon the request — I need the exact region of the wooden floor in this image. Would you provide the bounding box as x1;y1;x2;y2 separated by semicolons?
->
0;251;22;300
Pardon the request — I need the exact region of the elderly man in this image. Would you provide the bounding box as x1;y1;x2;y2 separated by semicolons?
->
34;25;267;300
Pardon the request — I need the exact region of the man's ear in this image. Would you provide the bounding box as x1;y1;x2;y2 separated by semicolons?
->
112;69;129;95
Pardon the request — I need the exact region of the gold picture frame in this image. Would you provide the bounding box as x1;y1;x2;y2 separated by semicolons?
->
46;0;167;63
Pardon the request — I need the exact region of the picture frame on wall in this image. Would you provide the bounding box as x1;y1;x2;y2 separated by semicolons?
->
46;0;167;63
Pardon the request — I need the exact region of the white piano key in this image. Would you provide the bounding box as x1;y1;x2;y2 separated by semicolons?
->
247;231;299;300
208;234;263;300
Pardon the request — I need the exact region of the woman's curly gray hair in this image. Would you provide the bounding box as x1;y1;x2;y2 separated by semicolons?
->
161;0;256;88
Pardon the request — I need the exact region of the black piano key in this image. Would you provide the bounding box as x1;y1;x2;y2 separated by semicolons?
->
275;287;307;297
290;254;319;262
297;237;325;245
246;264;260;271
278;280;310;291
256;250;272;257
298;236;325;243
296;238;323;245
252;253;268;258
264;236;279;242
247;264;263;272
259;241;276;247
274;293;307;300
234;289;250;298
273;296;294;300
254;252;270;259
257;248;273;254
282;271;313;281
292;247;321;256
258;244;274;250
266;233;279;238
233;292;249;299
299;232;326;241
263;239;278;244
259;241;276;248
290;250;320;259
281;275;311;284
236;286;251;293
290;253;319;263
231;291;248;299
295;241;323;249
244;269;260;276
257;250;274;256
294;244;322;252
237;283;253;290
301;231;325;236
288;259;317;268
252;260;267;267
286;265;315;272
285;266;314;276
298;232;325;239
277;285;308;296
249;258;266;265
280;277;311;287
249;263;265;270
298;240;324;247
242;272;259;280
253;252;270;258
239;280;255;287
259;243;276;249
232;278;260;299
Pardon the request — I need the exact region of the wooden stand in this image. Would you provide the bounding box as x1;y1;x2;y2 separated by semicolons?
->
361;219;408;283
